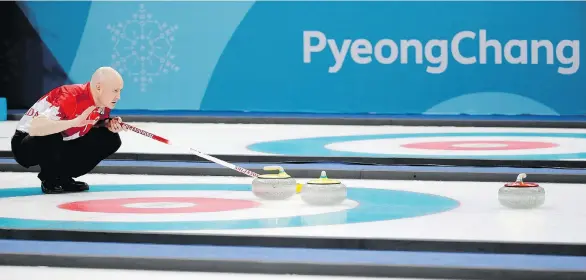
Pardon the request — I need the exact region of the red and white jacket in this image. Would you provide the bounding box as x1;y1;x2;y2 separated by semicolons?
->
17;82;111;141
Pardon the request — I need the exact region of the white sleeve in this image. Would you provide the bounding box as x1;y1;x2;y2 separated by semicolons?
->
38;105;63;121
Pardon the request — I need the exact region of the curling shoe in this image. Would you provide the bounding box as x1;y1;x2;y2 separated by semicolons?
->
61;177;90;192
41;179;65;194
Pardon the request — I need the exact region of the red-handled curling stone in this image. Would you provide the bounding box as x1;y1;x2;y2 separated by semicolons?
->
498;173;545;209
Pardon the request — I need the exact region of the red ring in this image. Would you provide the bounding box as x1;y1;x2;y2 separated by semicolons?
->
504;182;540;188
58;197;261;214
401;140;558;151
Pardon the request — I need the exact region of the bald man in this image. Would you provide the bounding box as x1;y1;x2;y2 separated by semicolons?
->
11;67;125;194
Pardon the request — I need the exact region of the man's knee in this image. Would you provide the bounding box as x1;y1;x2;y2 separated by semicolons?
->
101;128;122;156
109;132;122;153
64;129;122;178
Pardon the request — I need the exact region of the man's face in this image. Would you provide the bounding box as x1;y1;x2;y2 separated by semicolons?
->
97;79;123;109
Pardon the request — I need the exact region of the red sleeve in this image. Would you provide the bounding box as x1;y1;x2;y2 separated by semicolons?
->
40;87;77;121
56;97;77;120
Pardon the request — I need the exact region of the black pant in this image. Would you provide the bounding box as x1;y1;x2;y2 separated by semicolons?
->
11;127;121;181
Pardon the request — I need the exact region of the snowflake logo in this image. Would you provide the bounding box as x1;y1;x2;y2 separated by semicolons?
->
107;3;179;92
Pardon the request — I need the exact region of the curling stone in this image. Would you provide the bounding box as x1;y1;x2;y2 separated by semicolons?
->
301;171;347;206
252;166;297;200
498;173;545;209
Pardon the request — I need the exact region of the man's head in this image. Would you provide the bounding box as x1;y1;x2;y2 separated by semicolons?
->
90;67;124;109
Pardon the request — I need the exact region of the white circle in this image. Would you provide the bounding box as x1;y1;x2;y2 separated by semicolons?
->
325;136;586;156
452;143;508;148
123;202;196;209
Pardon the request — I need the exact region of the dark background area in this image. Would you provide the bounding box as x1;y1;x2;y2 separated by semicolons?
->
0;1;69;110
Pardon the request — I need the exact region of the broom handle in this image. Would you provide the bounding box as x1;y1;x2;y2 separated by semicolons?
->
120;122;261;178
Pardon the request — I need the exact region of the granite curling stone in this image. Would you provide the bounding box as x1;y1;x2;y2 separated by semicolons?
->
252;166;297;200
301;171;347;206
498;173;545;209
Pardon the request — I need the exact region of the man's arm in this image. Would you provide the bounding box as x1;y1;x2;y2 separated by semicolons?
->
29;106;97;136
29;117;78;136
29;117;74;136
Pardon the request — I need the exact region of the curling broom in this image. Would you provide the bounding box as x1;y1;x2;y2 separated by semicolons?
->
121;122;304;193
120;122;262;178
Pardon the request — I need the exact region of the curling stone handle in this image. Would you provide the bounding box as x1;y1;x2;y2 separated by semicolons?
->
263;166;285;173
516;173;527;182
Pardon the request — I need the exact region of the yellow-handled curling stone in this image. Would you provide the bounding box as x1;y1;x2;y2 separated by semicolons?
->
498;173;545;209
252;166;298;200
300;171;347;206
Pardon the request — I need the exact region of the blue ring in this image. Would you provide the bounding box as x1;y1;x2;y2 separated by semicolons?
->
247;132;586;160
0;184;459;231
